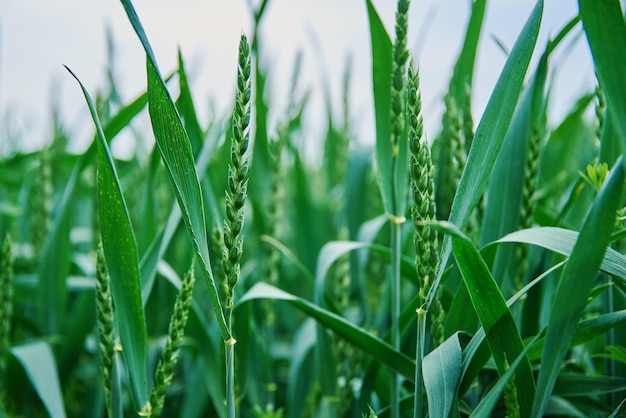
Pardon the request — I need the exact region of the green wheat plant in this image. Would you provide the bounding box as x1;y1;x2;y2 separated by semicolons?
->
1;0;626;416
223;32;252;418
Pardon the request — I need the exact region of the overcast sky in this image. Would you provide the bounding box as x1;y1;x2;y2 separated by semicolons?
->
1;0;595;156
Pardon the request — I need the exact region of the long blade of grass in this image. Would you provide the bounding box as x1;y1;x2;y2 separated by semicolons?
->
317;240;419;288
449;0;486;98
478;52;546;247
238;282;416;381
366;0;395;214
609;399;626;418
429;0;543;307
445;44;548;337
12;341;67;418
579;0;626;153
118;0;230;341
532;157;626;416
435;221;536;417
37;163;73;336
66;66;149;409
138;122;221;304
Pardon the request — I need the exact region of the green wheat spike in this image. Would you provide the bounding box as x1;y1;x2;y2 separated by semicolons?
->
223;33;252;309
436;94;466;221
407;60;438;303
503;357;521;418
389;0;410;158
95;241;115;417
148;263;196;418
389;1;410;415
210;224;227;308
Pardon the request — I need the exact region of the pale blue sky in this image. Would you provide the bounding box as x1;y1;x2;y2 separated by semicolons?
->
0;0;594;156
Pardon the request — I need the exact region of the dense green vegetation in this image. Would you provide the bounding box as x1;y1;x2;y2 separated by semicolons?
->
1;0;626;417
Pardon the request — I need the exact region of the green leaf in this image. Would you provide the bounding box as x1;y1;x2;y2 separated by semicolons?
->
494;227;626;281
12;341;67;418
579;0;626;153
479;61;543;246
609;398;626;418
316;240;418;291
422;332;463;418
66;65;149;409
449;0;486;98
437;221;536;417
37;163;74;335
532;158;626;417
553;373;626;396
119;0;230;341
458;261;565;396
138;122;221;305
261;235;315;284
147;54;229;335
446;40;549;338
237;282;415;381
366;0;394;214
430;0;543;308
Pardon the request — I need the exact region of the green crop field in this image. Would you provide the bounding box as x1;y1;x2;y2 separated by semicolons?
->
1;0;626;417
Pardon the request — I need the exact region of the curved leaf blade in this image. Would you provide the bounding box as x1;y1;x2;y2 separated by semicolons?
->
430;0;543;307
494;226;626;281
366;0;394;214
437;221;536;417
12;341;67;418
579;0;626;153
66;66;149;409
422;332;463;418
119;0;230;341
238;282;416;381
532;158;626;416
